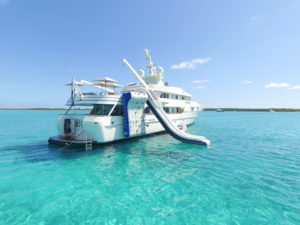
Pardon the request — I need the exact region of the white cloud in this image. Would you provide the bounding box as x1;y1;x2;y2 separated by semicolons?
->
243;80;253;84
171;57;211;70
196;86;206;89
0;0;9;5
289;85;300;90
192;80;210;83
250;16;263;23
276;8;289;13
264;83;291;88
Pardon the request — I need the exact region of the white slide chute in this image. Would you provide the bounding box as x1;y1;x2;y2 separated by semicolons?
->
123;58;210;145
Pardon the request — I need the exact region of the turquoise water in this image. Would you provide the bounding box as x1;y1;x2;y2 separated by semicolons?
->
0;110;300;225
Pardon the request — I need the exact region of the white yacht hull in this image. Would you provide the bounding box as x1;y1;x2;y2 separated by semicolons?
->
49;49;210;146
55;111;198;144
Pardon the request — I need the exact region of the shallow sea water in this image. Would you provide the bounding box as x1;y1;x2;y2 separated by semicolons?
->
0;110;300;225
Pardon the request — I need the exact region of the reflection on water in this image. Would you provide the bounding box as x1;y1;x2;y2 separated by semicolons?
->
0;111;300;224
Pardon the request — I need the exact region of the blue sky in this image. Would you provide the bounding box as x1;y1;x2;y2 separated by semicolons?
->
0;0;300;108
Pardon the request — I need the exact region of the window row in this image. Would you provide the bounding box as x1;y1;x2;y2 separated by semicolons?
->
90;104;123;116
144;107;184;114
191;107;201;111
90;104;198;116
160;92;191;100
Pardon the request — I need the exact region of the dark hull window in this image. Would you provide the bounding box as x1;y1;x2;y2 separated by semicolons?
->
111;105;124;116
160;93;169;99
90;104;114;115
144;107;151;114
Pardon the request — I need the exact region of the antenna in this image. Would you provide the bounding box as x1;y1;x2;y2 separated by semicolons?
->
143;49;154;76
143;49;152;64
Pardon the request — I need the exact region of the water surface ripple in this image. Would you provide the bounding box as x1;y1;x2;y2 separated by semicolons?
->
0;110;300;224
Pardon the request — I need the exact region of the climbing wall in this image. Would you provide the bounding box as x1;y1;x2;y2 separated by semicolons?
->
122;92;148;137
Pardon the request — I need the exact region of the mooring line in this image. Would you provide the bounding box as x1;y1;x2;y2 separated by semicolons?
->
57;143;73;151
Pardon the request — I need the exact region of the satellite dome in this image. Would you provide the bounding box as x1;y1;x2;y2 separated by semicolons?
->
156;66;164;75
144;49;149;57
138;69;144;77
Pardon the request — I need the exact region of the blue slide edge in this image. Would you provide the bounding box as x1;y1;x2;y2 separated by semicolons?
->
122;92;132;137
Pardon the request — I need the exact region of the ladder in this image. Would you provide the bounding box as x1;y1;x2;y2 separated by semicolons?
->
85;140;93;151
77;129;93;151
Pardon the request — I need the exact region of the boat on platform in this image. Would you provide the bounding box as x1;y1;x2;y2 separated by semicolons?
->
48;49;210;148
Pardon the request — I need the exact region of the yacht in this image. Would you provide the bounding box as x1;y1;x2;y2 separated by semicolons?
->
49;50;210;148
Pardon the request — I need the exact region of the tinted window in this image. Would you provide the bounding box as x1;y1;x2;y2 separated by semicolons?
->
144;107;151;114
90;104;114;115
160;93;170;99
111;105;123;116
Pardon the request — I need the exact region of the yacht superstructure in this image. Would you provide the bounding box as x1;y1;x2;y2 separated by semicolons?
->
48;50;210;147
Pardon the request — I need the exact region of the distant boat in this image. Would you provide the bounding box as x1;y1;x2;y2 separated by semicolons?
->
216;109;224;112
270;109;274;112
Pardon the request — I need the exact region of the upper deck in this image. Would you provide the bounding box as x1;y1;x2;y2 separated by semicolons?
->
65;49;201;111
66;93;122;106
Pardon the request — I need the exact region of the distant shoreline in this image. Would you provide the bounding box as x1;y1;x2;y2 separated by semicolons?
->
204;108;300;112
0;108;71;110
1;108;300;112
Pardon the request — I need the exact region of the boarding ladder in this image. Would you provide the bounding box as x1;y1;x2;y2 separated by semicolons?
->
76;128;93;150
85;139;93;151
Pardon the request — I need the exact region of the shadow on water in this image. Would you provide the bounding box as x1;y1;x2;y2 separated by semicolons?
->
0;131;208;164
